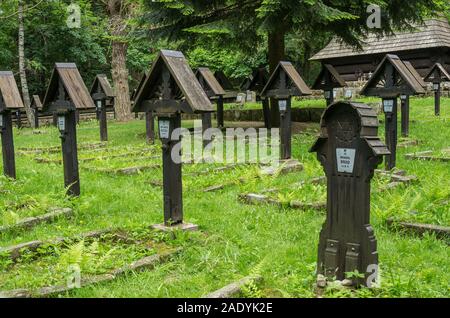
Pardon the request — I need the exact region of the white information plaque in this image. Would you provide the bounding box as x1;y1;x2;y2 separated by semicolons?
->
383;100;394;113
278;100;287;112
159;120;170;139
58;116;65;131
336;148;356;173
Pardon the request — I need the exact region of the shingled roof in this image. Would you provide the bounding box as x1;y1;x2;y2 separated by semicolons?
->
312;64;346;90
311;18;450;61
261;61;312;98
31;95;43;110
133;50;213;114
91;74;115;98
0;71;24;110
424;63;450;82
195;67;225;97
360;54;426;97
43;63;95;110
247;68;269;94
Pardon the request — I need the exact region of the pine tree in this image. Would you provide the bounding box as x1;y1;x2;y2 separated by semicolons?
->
141;0;443;126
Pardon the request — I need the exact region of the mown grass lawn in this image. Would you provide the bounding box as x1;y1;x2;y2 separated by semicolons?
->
0;96;448;298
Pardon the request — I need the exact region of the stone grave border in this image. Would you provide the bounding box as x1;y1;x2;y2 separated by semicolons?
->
34;148;158;164
374;169;418;193
18;142;107;155
0;208;73;235
386;218;450;243
202;275;263;298
397;139;420;148
405;150;450;162
0;228;182;298
83;164;161;176
238;193;325;212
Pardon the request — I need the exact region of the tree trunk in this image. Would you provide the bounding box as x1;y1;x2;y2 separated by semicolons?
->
301;42;312;83
108;0;132;122
18;0;35;128
111;41;132;121
268;30;286;128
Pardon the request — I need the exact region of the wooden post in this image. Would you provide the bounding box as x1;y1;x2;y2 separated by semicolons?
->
34;108;39;128
383;98;398;170
145;111;155;144
325;90;334;106
58;111;80;197
159;114;183;225
0;111;17;179
279;98;292;160
262;98;272;129
202;112;212;149
98;100;108;142
75;110;80;125
16;110;22;129
400;95;409;137
434;83;440;116
217;95;224;128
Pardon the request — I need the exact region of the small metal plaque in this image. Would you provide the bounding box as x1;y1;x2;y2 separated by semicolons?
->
433;83;440;91
324;91;331;99
400;95;407;100
159;120;170;139
58;116;65;131
278;100;287;112
383;100;394;113
96;100;102;110
336;148;356;173
0;114;3;127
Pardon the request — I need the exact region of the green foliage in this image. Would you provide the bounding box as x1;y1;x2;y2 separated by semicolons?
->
187;47;266;81
140;0;445;83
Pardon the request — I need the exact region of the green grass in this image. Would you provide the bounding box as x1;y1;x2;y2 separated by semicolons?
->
0;96;449;298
